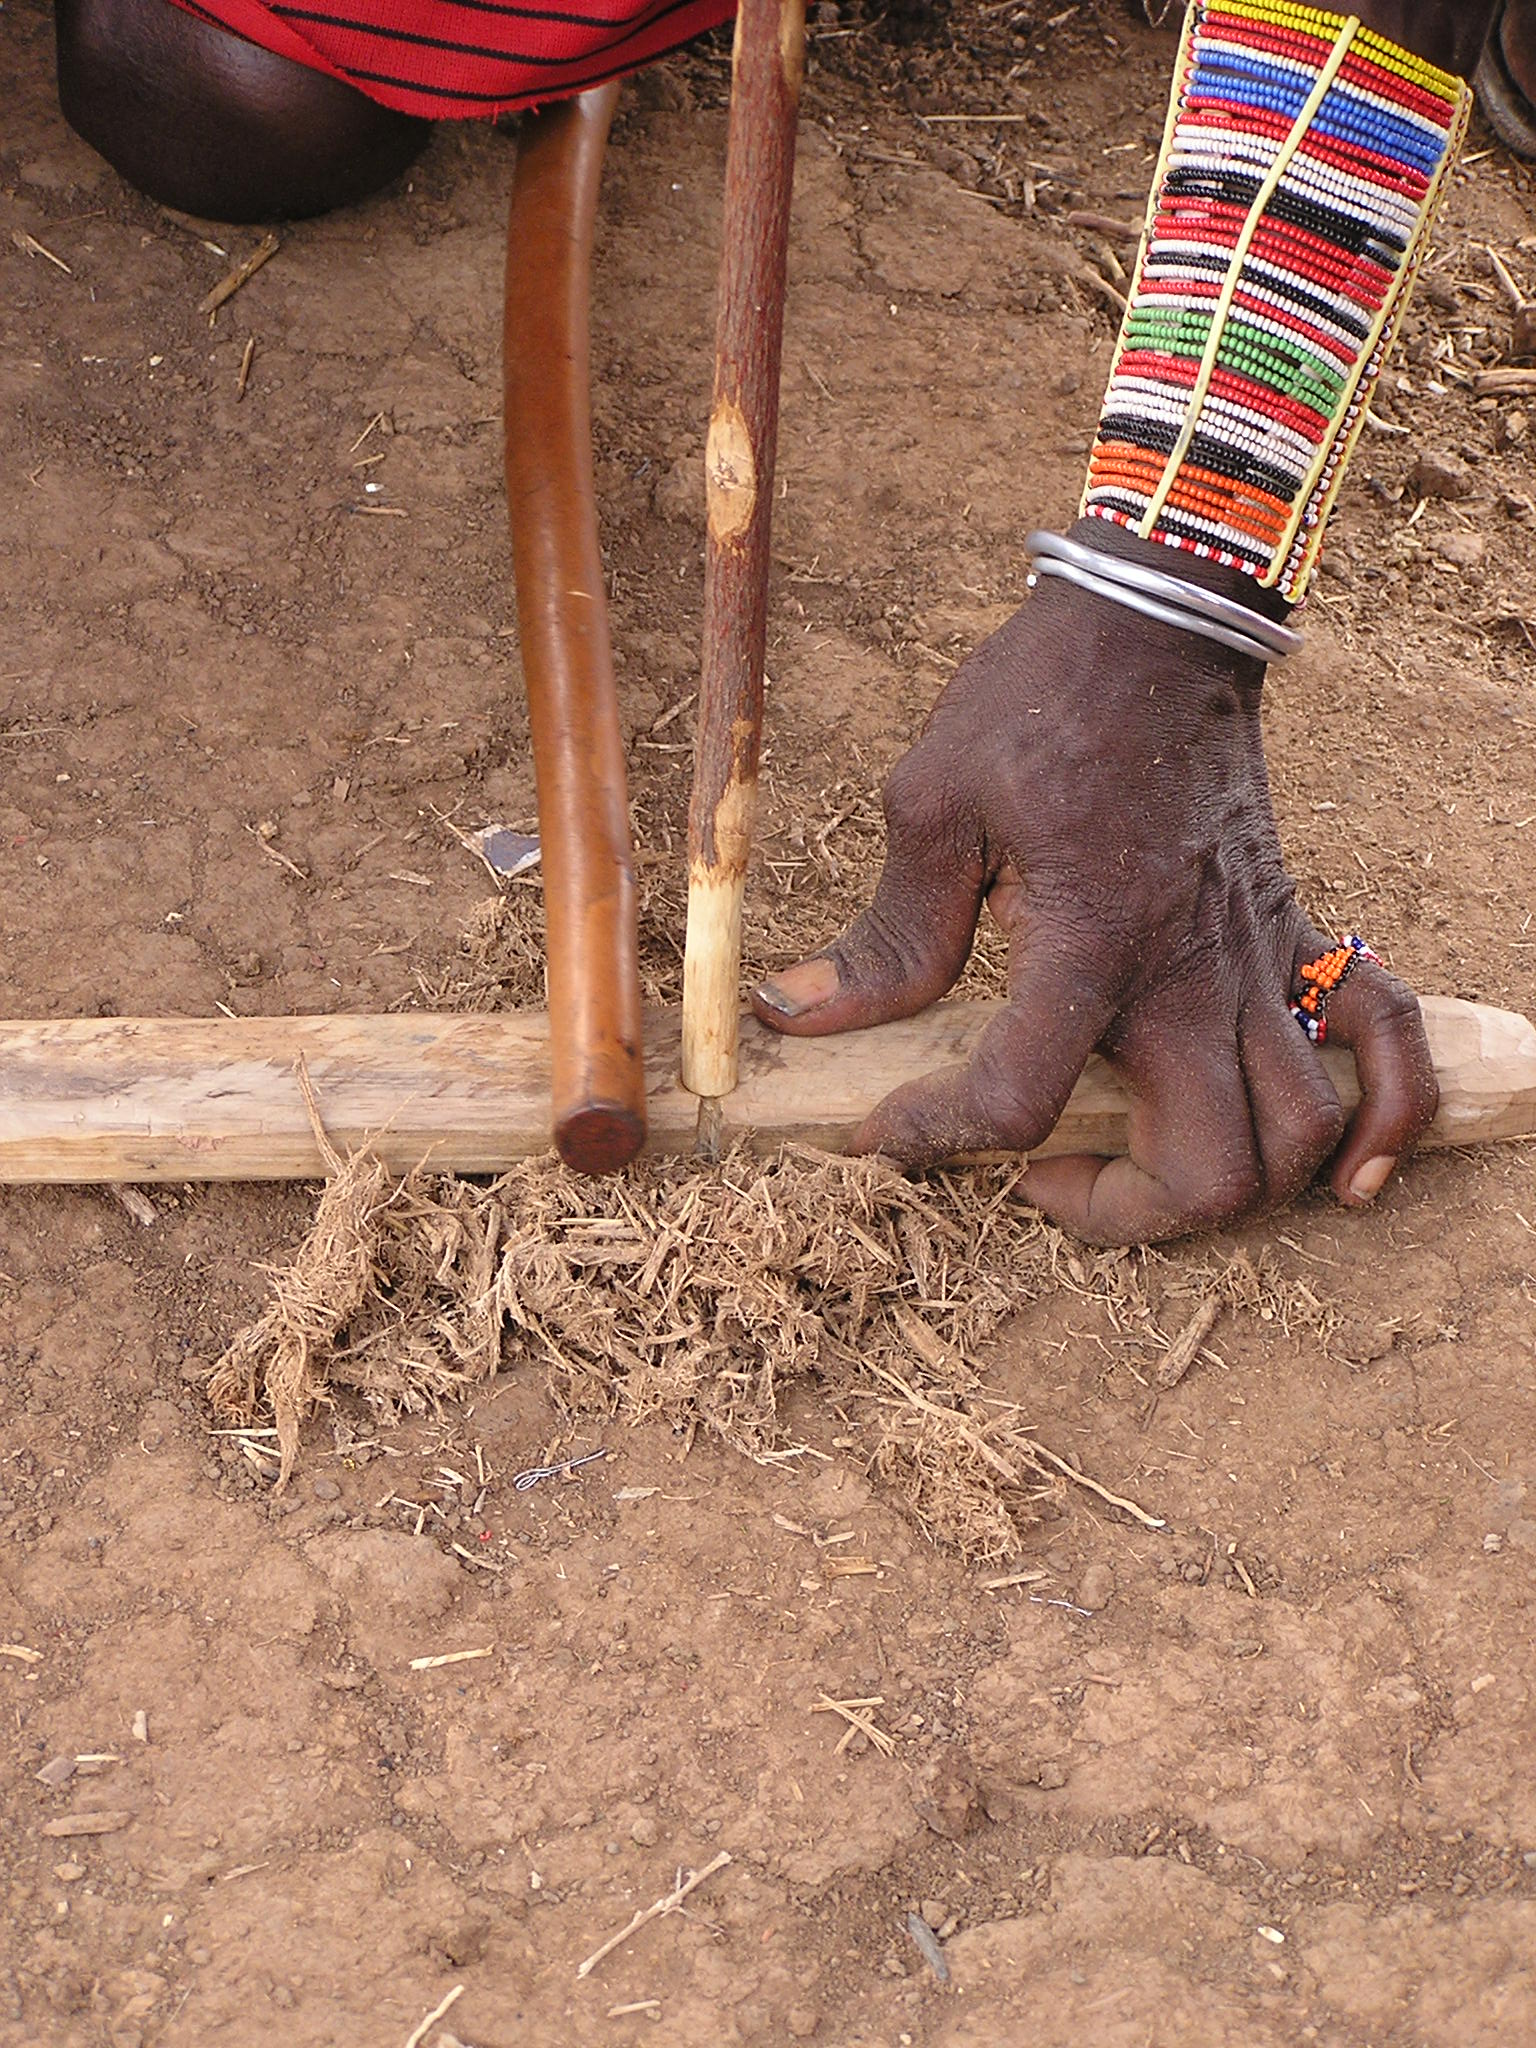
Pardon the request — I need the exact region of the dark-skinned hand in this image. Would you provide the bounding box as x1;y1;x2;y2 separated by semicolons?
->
750;519;1439;1245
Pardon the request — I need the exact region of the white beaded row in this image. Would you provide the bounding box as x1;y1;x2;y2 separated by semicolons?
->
1135;290;1354;377
1197;31;1318;82
1140;272;1363;358
1162;137;1425;243
1243;253;1379;330
1320;74;1458;147
1277;156;1425;236
1103;380;1323;468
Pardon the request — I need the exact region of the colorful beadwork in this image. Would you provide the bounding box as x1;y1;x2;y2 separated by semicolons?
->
1082;1;1472;601
1290;932;1380;1043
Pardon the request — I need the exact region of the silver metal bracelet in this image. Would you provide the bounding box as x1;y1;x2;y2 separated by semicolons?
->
1024;530;1305;664
1028;530;1305;654
1026;555;1289;663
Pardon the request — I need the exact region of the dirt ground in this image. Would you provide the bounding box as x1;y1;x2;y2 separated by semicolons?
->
4;2;1536;2043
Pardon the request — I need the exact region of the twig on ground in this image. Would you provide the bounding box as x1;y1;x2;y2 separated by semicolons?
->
575;1851;732;1979
408;1647;492;1672
402;1983;464;2048
1155;1296;1222;1389
450;1541;504;1573
11;229;72;273
349;410;388;453
1487;244;1529;311
811;1694;897;1757
40;1811;133;1837
1066;209;1142;245
1020;1438;1166;1530
246;823;309;881
1230;1552;1259;1599
112;1185;158;1227
199;232;280;317
1473;367;1536;394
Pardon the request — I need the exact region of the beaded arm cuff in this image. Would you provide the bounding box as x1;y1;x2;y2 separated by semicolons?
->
1081;0;1471;602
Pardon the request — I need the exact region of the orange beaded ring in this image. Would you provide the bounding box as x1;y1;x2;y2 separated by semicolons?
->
1291;934;1381;1045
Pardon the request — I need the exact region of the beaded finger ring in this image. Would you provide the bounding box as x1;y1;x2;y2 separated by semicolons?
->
1290;932;1381;1044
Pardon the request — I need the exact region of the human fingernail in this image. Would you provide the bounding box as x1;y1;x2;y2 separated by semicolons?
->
755;957;841;1017
1348;1154;1397;1203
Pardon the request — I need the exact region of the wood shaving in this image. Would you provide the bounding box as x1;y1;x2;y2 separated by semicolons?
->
208;1140;1333;1559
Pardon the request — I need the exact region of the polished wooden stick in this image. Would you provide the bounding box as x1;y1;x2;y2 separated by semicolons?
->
504;82;646;1172
1;997;1530;1184
681;0;807;1099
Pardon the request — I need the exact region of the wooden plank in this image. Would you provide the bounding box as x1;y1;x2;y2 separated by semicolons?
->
0;995;1531;1185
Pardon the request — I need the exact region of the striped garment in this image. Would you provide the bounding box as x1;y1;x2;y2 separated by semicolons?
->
1082;0;1472;601
167;0;737;119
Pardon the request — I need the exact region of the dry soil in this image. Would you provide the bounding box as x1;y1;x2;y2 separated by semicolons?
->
3;3;1536;2045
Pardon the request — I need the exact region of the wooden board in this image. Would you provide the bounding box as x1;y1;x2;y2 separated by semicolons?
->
0;994;1532;1184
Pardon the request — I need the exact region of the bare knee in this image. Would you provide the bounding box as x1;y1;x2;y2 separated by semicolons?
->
54;0;431;222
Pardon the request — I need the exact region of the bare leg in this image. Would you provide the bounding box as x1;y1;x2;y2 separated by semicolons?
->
55;0;431;222
1503;0;1536;90
1475;0;1536;155
1354;2;1499;72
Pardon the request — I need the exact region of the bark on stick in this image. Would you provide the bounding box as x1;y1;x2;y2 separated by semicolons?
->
505;83;646;1172
682;0;807;1097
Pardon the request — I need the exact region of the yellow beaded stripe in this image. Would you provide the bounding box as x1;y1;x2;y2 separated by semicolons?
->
1231;1;1458;92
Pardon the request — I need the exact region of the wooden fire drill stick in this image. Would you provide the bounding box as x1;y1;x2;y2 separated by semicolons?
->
504;83;646;1173
681;0;808;1099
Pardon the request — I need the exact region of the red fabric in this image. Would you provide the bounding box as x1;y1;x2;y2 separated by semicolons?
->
167;0;737;119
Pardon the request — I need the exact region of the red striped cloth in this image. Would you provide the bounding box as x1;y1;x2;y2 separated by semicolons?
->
168;0;737;119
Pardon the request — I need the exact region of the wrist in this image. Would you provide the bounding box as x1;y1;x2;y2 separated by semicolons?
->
1076;3;1471;606
1066;515;1295;627
1020;532;1273;722
1025;524;1303;684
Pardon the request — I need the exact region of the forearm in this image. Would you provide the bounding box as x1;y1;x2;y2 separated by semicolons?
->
1078;0;1478;613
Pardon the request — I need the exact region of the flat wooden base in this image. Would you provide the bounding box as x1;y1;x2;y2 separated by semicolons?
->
0;995;1531;1184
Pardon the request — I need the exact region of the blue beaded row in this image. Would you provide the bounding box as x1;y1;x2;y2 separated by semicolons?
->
1313;96;1446;175
1183;56;1447;177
